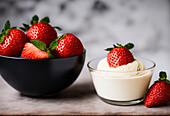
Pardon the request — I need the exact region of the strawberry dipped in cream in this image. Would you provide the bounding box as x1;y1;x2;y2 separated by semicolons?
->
97;43;145;73
90;43;154;102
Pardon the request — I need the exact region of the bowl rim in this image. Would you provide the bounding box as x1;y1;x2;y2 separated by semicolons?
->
0;49;86;60
87;56;156;73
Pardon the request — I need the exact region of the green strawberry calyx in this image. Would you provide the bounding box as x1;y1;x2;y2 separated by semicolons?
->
0;20;17;43
159;71;170;84
20;15;62;32
49;33;68;51
30;40;54;58
105;43;134;51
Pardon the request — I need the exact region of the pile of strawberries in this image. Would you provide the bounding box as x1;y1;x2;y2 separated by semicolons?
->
0;15;84;59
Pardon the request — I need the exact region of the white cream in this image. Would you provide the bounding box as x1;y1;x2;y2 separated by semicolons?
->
90;58;153;101
97;58;145;72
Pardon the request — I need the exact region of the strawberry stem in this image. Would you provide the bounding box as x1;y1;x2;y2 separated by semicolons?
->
40;17;50;23
105;43;134;51
53;26;62;31
105;48;114;51
23;23;30;30
159;71;170;84
4;20;10;31
19;15;62;32
116;43;123;47
0;20;16;43
31;15;39;25
159;71;167;81
124;43;134;50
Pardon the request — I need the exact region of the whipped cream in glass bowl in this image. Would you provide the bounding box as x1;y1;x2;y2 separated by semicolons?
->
87;57;155;105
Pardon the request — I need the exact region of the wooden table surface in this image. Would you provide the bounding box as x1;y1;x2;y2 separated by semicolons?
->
0;68;169;115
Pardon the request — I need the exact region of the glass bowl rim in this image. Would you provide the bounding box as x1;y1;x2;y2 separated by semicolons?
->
87;57;156;73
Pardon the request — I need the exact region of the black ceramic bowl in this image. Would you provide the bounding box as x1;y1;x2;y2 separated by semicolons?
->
0;50;85;97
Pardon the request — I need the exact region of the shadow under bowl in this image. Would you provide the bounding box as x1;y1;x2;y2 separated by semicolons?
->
0;50;86;97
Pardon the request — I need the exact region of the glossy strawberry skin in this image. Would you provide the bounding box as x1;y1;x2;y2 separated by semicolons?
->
107;47;134;68
144;81;170;107
0;29;28;57
53;34;84;58
26;22;57;47
21;42;49;59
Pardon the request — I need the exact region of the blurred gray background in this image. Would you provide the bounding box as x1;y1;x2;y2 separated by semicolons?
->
0;0;170;82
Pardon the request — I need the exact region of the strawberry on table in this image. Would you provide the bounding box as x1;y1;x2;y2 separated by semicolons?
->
21;40;53;59
0;21;28;57
144;71;170;108
105;43;134;68
20;15;61;47
49;33;84;58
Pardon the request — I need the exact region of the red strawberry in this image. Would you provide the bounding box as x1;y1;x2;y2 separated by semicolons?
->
0;21;28;57
49;33;84;58
27;22;57;47
21;41;52;59
20;15;60;47
144;71;170;107
106;43;134;68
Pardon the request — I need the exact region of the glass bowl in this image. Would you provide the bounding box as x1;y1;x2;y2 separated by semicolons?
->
87;57;155;105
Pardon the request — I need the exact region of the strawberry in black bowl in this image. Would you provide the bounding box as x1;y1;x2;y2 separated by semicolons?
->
0;16;85;97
